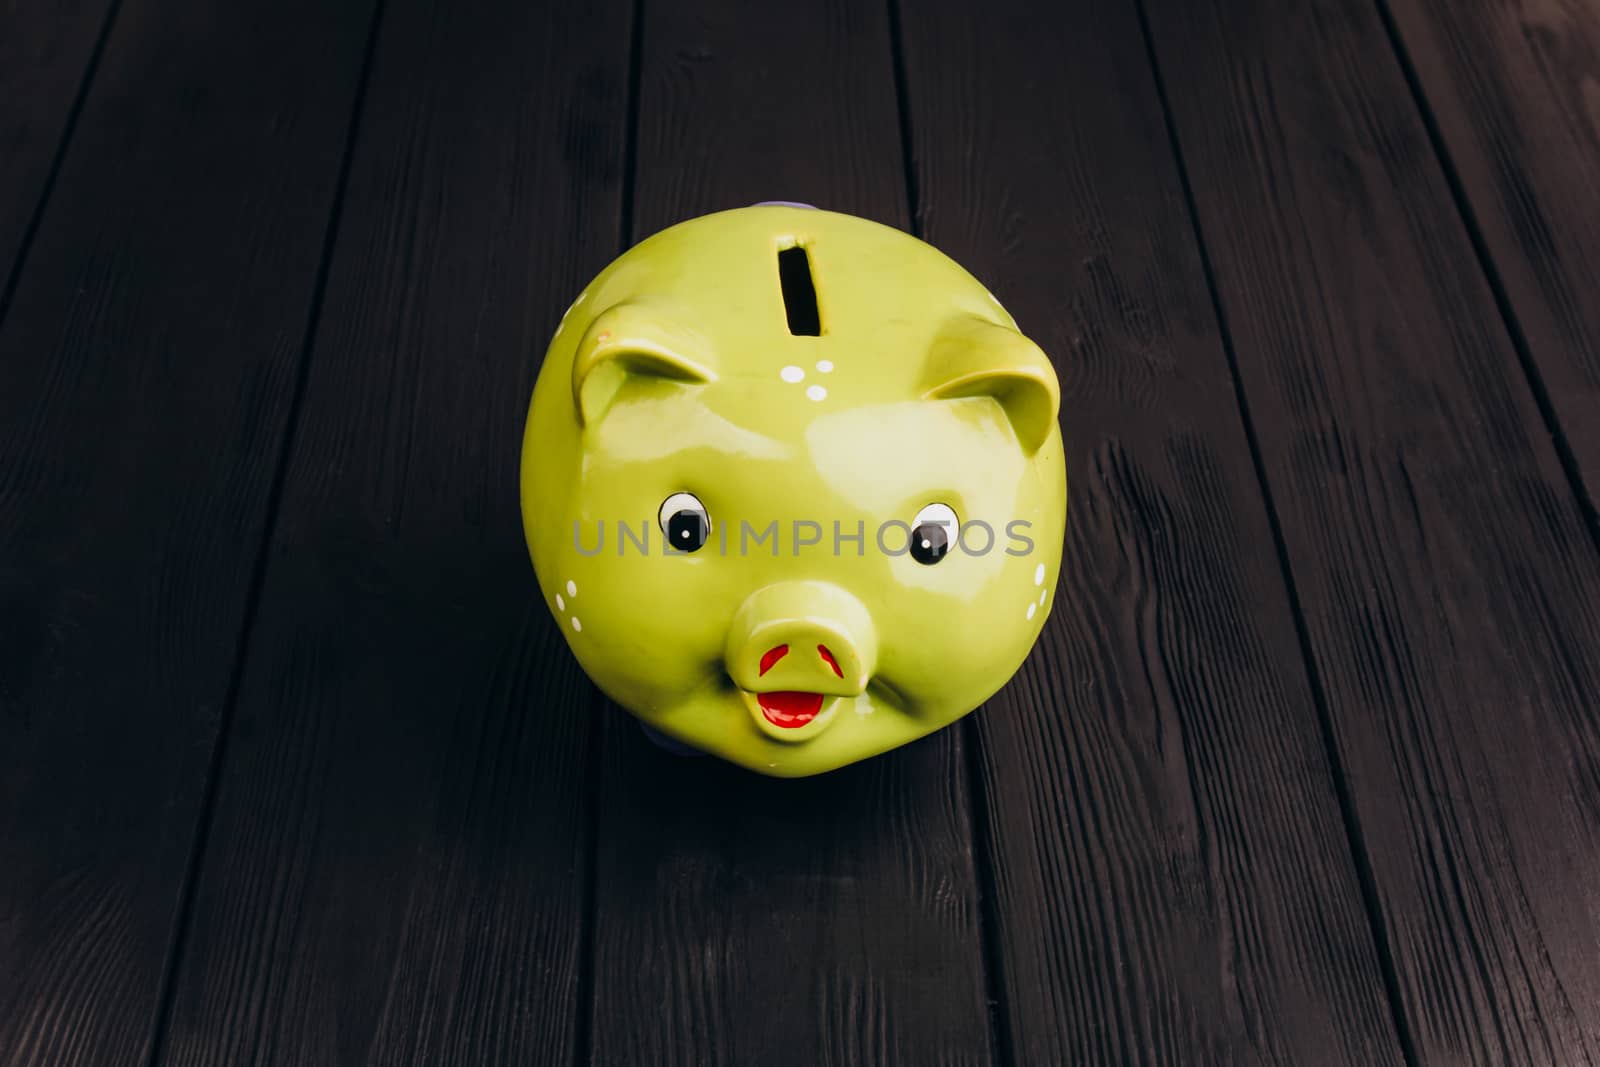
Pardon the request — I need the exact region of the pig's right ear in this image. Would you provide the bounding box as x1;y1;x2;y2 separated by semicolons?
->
921;315;1060;455
571;302;717;427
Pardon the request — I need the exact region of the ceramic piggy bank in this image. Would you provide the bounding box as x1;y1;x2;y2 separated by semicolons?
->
519;205;1065;776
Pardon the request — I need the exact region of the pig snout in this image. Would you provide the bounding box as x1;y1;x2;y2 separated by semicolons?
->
724;581;877;696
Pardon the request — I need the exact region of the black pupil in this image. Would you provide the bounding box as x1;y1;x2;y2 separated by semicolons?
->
668;509;707;551
910;522;950;565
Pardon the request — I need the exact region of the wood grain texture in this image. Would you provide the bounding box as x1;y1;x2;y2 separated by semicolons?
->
0;0;378;1063
147;0;633;1064
1384;0;1600;505
0;0;116;296
897;1;1407;1063
586;1;993;1064
1142;0;1600;1061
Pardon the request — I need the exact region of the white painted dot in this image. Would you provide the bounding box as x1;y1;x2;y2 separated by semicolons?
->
1026;602;1037;621
1039;589;1047;605
1033;564;1045;586
566;579;577;597
806;384;826;402
780;365;805;383
920;539;931;549
571;616;582;632
556;593;565;611
816;359;834;373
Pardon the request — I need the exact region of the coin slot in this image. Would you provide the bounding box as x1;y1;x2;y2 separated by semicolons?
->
777;245;822;336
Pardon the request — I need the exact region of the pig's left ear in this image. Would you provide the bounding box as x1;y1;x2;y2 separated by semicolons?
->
921;315;1060;454
571;302;718;427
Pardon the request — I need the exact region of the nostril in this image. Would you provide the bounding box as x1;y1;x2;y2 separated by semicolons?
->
759;644;789;676
818;644;843;678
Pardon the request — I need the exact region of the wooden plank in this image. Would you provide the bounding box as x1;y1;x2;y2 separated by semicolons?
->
0;0;379;1063
585;2;994;1064
1384;0;1600;505
1141;0;1600;1061
0;0;116;299
896;2;1407;1063
146;1;633;1064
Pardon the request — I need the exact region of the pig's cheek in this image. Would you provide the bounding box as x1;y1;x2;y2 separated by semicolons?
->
550;550;726;699
885;557;1053;721
869;608;981;722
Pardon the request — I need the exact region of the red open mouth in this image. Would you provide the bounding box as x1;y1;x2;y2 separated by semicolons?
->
756;690;826;728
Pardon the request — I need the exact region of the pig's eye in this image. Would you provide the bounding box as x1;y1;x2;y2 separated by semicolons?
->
659;491;710;552
910;502;958;566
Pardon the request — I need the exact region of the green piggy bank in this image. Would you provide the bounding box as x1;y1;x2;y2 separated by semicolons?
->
520;205;1066;776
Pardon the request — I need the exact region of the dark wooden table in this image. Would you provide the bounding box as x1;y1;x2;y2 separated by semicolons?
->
4;0;1599;1063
